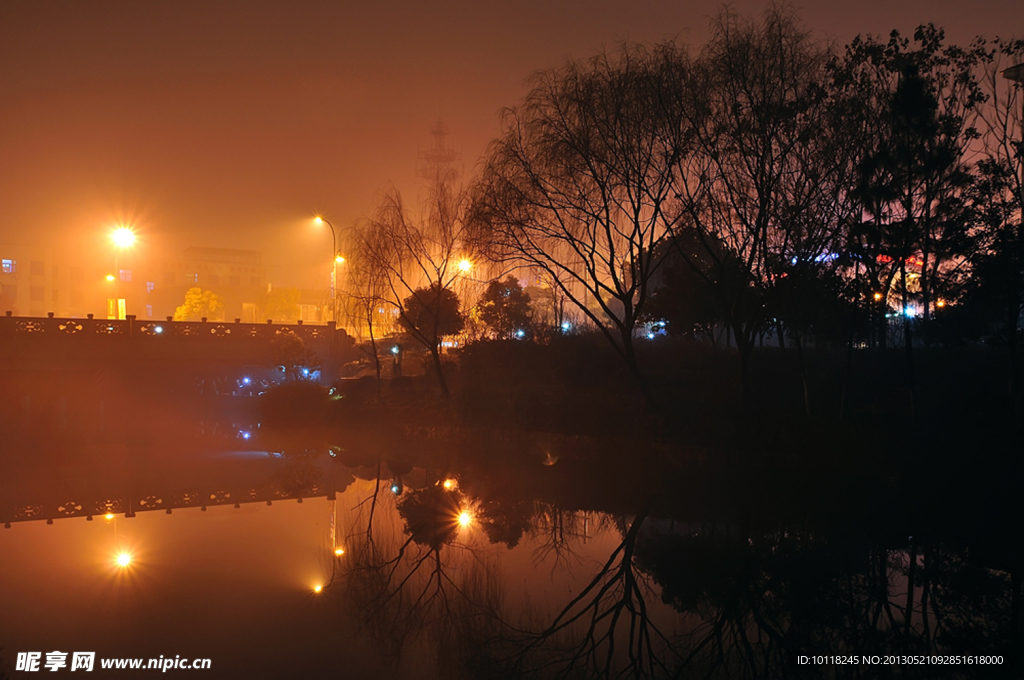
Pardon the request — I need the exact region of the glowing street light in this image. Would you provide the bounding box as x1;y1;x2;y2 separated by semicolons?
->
105;513;115;520
314;216;343;320
334;547;345;556
458;258;472;273
313;584;323;593
111;227;136;249
116;552;132;568
108;226;136;320
458;511;472;528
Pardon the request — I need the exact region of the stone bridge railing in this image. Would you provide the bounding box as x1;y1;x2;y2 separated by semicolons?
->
0;312;356;367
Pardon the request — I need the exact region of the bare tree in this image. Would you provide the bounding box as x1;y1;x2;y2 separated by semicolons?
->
357;174;476;398
344;245;395;396
670;7;841;408
975;39;1024;433
474;44;694;407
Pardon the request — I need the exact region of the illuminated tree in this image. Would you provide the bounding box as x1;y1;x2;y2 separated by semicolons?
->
261;287;301;323
172;287;224;321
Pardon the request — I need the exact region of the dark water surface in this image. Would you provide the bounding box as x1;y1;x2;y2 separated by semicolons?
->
1;439;1016;679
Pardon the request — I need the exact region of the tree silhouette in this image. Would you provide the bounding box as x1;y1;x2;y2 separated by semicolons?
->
477;276;533;340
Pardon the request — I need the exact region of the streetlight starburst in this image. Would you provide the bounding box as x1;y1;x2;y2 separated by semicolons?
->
111;227;136;249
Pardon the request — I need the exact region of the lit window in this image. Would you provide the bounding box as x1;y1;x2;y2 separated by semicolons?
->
119;269;132;282
1;259;15;274
146;304;153;317
146;281;155;293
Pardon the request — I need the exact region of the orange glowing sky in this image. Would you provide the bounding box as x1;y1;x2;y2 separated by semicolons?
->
1;0;1021;282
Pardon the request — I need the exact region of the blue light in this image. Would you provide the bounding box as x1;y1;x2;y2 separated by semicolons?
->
391;484;400;494
154;326;163;334
242;377;251;385
561;322;571;331
515;329;525;338
240;431;251;440
391;346;400;355
647;333;655;339
904;307;915;318
301;368;310;377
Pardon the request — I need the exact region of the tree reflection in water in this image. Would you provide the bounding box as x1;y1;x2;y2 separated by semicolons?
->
328;463;1015;679
335;472;506;676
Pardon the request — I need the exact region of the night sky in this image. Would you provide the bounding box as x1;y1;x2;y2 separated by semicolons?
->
2;0;1022;283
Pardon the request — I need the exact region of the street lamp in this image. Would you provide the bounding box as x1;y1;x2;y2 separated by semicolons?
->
314;216;344;322
109;226;136;320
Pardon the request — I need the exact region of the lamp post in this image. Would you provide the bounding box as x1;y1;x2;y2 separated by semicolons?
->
314;216;345;322
109;227;136;320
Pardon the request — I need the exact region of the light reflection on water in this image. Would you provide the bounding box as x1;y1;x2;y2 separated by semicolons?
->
0;459;652;679
1;450;1016;679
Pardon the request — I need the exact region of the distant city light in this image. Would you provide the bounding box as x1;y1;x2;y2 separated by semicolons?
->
873;292;883;301
111;227;136;249
937;300;946;308
116;553;131;567
301;368;309;377
647;333;655;339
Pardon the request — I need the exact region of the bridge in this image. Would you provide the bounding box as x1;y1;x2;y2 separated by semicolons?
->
0;312;361;440
0;312;357;369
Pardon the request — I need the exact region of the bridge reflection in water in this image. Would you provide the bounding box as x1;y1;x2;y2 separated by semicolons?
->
0;452;349;528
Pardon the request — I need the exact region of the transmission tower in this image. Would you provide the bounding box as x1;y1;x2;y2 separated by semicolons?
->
417;120;462;182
